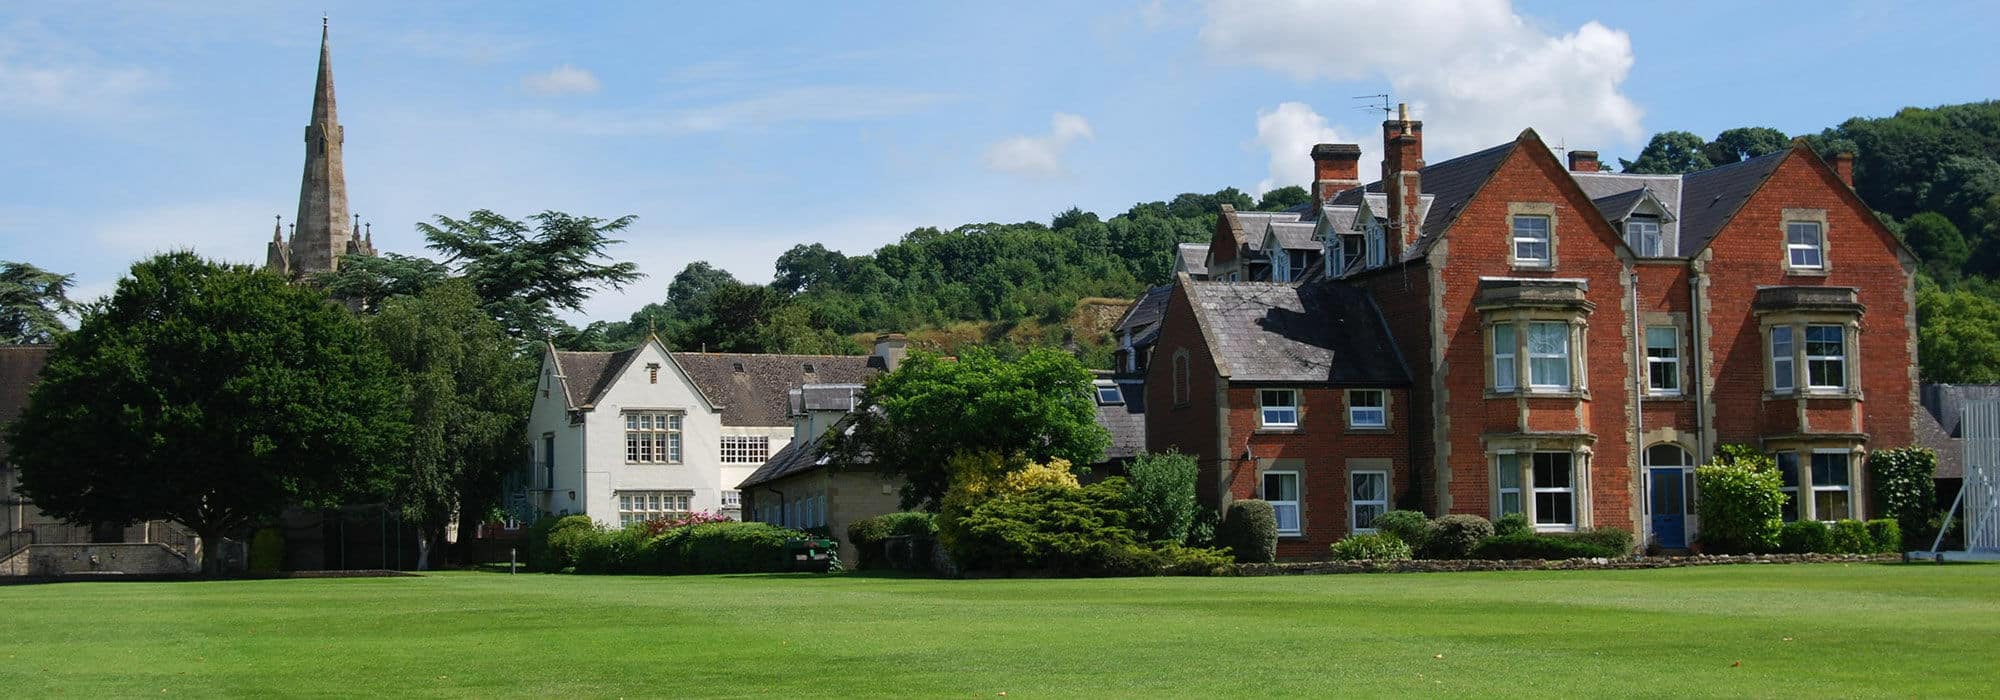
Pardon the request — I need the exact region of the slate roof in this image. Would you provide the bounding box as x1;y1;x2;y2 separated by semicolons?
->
0;345;51;462
1676;149;1789;256
550;347;642;409
1231;211;1293;252
1330;141;1516;260
1919;383;2000;480
1182;279;1409;384
1267;221;1319;251
672;353;878;427
1590;188;1651;223
737;413;861;489
1115;285;1173;336
1571;172;1682;218
1092;375;1147;464
1177;243;1210;277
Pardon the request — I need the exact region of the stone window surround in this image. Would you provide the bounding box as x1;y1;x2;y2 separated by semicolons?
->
1344;388;1391;432
1781;208;1831;277
1485;435;1595;530
1643;315;1688;399
1349;462;1392;534
1508;202;1559;270
1258;388;1301;430
1483;310;1592;399
1258;462;1305;538
1767;440;1866;523
1759;313;1862;400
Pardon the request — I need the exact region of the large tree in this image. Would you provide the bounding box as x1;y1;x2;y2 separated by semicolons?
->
1701;127;1790;166
6;253;408;571
1917;278;2000;383
1621;131;1714;174
0;261;77;344
826;347;1108;509
1904;212;1971;283
420;210;642;340
310;252;450;313
366;280;532;569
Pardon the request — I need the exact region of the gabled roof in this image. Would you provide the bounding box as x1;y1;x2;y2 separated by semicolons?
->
1233;211;1293;253
1330;141;1517;260
1265;221;1319;251
1176;243;1210;277
548;343;651;410
1591;188;1661;223
1092;376;1146;464
1676;149;1790;257
672;353;878;427
0;345;51;462
1181;279;1409;385
1572;171;1683;221
737;429;829;489
1114;285;1173;336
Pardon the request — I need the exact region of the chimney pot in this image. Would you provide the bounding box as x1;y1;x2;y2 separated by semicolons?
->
1310;143;1363;209
1567;150;1600;173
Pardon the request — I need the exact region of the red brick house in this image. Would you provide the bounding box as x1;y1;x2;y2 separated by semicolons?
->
1148;105;1917;554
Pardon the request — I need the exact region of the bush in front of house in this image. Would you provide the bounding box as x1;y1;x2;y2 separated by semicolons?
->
1868;447;1937;544
1428;515;1496;559
1371;510;1434;553
1155;543;1237;576
1216;499;1278;563
1471;531;1628;560
537;515;598;572
572;524;648;574
1828;519;1874;554
1778;520;1832;554
248;527;285;573
1549;527;1634;556
1866;519;1903;553
1329;532;1413;561
1493;512;1532;538
949;477;1231;576
847;511;940;569
1127;449;1200;544
649;521;805;574
1694;446;1786;553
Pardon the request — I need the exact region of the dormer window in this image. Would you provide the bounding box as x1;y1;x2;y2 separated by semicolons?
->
1270;247;1291;282
1338;232;1365;274
1287;251;1309;281
1627;216;1663;257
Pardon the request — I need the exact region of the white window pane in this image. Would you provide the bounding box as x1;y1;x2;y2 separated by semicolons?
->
1272;503;1300;533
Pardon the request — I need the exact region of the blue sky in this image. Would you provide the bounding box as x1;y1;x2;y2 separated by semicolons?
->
2;1;1996;323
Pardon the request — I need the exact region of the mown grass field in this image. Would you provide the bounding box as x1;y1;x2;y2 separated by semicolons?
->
2;563;1996;697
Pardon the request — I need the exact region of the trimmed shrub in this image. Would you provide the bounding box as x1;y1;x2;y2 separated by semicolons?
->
1155;544;1236;576
1471;533;1621;560
1372;510;1434;551
1694;447;1786;553
1778;520;1831;554
1492;512;1532;538
937;451;1079;551
1127;450;1199;544
1217;500;1278;564
651;522;802;574
1329;532;1413;561
1866;519;1904;554
248;528;285;573
1868;447;1937;542
949;478;1142;574
848;511;939;569
1548;527;1634;556
1828;519;1873;554
540;515;599;572
1428;515;1495;559
573;525;648;574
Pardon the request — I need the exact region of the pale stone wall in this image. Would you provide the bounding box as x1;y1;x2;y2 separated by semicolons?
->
0;543;196;577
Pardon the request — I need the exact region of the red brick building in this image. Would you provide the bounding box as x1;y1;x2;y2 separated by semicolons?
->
1148;106;1917;555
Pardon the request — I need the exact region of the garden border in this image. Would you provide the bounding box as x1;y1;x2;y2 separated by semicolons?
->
1239;553;1899;576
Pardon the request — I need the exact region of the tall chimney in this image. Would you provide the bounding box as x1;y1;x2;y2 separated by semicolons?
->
1310;143;1363;210
1567;150;1600;173
1830;151;1855;189
1381;103;1424;261
871;333;908;372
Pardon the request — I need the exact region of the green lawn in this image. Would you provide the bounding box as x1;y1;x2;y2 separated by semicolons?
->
2;564;1997;697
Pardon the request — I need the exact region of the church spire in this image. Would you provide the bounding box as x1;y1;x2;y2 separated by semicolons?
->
284;15;354;276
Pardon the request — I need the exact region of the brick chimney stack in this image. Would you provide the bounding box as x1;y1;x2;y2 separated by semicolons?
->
1567;150;1600;173
1310;143;1362;210
1381;103;1424;261
1830;151;1855;189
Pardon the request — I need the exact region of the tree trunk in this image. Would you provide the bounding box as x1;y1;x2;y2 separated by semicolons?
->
414;530;434;571
198;530;226;576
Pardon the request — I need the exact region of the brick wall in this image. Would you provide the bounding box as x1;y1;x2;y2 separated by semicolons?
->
1145;278;1227;506
1223;385;1409;558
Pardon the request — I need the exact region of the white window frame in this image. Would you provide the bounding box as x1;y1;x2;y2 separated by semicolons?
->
1628;217;1663;257
719;435;770;464
1366;222;1386;268
1350;470;1388;533
721;490;742;509
1526;322;1572;391
1270;247;1292;282
1809;450;1853;522
1338;233;1365;273
624;411;684;464
1347;389;1386;429
1512;215;1552;266
1096;384;1124;404
1259;389;1299;429
1496;452;1523;517
1530;452;1577;531
617;490;692;526
1787;221;1824;270
1645;326;1680;396
1263;470;1301;537
1805;324;1847;392
1771;326;1796;394
1492;324;1517;392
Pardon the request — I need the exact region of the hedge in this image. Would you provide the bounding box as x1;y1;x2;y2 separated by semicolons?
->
1217;500;1278;564
1866;519;1903;553
1471;533;1626;560
1778;520;1832;554
847;512;939;570
1868;447;1937;542
1694;448;1786;553
1371;510;1433;552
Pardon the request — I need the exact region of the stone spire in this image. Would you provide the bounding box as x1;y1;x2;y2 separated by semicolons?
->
284;17;355;276
265;215;290;271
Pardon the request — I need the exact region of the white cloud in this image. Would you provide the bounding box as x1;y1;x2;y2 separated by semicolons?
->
983;113;1095;178
1252;102;1351;195
1201;0;1644;157
510;85;956;135
0;20;153;117
521;64;601;96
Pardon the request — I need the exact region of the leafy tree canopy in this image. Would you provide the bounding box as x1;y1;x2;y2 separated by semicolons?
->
0;260;76;344
1621;130;1714;174
421;210;642;340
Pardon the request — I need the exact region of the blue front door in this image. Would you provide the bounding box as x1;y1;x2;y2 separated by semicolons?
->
1650;468;1687;549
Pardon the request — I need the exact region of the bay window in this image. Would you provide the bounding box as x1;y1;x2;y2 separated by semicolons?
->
1496;453;1523;516
1492;325;1517;392
1810;451;1853;522
1777;451;1801;522
1531;452;1577;530
1805;325;1846;391
1526;322;1572;390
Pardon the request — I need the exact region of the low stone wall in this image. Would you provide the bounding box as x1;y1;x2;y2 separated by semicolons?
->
0;543;196;577
1238;553;1899;576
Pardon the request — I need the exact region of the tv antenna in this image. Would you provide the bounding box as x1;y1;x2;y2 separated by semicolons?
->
1353;94;1393;119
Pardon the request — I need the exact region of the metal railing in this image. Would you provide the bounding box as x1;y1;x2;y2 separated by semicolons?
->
1;521;201;561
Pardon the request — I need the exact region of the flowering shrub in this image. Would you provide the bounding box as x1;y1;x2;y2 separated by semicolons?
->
635;511;733;538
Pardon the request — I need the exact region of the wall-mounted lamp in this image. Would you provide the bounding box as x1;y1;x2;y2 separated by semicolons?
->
567;490;577;501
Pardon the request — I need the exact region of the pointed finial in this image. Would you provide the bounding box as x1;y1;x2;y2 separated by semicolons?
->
364;222;372;240
273;215;284;242
353;213;361;232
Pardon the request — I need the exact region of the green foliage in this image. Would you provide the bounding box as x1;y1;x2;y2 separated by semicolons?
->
1778;520;1832;554
1828;519;1874;554
1371;510;1434;552
1185;506;1219;548
0;260;76;344
647;522;805;575
1428;515;1496;559
1694;446;1786;553
948;478;1140;574
1917;278;2000;382
829;348;1107;509
847;511;938;569
1329;532;1413;561
1867;447;1938;540
1905;213;1971;282
310;253;450;313
6;253;408;571
1154;543;1237;576
1216;500;1277;564
1254;186;1312;211
1702;127;1791;166
1550;527;1634;556
1126;449;1199;543
1493;512;1532;538
540;515;601;572
1471;533;1625;560
1621;131;1714;174
419;209;642;340
1867;519;1904;553
248;528;285;573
